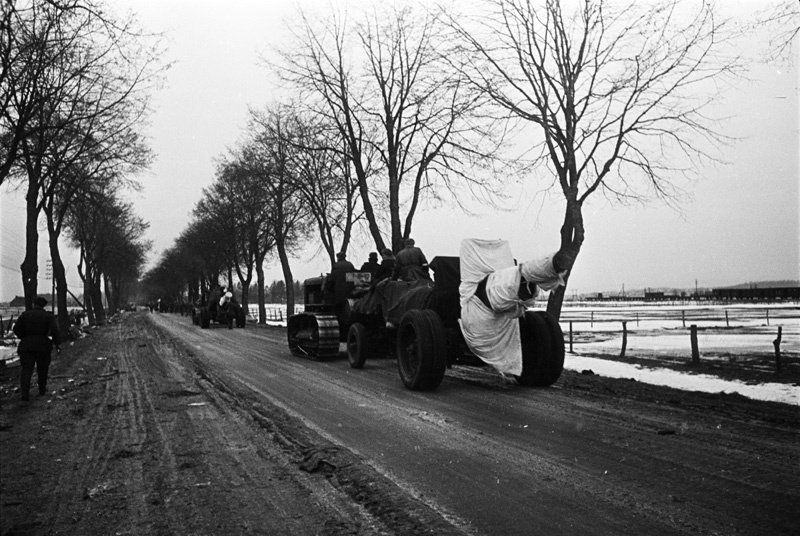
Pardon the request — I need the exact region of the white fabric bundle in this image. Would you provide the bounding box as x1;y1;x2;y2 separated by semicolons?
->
458;238;564;376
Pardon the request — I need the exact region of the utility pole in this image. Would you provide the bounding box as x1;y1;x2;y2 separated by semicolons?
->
46;260;54;312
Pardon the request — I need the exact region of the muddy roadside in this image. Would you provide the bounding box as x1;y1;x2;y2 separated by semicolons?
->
0;313;464;536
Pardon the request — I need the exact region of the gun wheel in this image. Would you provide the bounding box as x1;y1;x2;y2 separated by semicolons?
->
396;310;446;391
347;323;368;369
516;311;565;387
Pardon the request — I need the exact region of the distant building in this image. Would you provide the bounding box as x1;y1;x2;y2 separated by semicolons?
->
712;286;800;301
6;294;61;308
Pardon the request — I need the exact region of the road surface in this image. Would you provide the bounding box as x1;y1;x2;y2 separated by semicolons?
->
152;312;799;536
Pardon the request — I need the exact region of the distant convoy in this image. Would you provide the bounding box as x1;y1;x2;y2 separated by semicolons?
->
190;239;566;391
286;239;566;391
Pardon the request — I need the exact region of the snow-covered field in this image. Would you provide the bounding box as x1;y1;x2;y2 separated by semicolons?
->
559;303;799;405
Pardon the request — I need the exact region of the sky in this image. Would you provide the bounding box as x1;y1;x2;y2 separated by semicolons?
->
1;0;798;302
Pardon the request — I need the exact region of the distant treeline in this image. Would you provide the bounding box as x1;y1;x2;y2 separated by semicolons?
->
248;280;303;305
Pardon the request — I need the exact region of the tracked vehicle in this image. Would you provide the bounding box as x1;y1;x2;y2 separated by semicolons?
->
287;240;565;391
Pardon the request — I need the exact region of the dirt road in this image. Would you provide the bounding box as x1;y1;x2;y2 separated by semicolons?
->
1;312;798;535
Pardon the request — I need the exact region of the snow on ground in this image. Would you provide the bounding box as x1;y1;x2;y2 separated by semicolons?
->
560;304;799;405
563;354;798;406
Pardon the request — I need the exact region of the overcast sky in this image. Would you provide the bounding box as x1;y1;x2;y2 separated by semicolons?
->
1;0;798;302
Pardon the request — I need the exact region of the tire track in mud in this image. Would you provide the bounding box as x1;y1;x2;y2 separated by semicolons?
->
154;314;474;535
15;314;444;536
143;314;467;535
47;319;185;533
156;312;800;536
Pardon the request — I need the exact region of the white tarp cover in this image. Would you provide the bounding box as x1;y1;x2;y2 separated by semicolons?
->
458;239;564;376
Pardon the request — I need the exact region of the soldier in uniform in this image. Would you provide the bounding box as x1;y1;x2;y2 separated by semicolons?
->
392;238;430;281
13;296;60;401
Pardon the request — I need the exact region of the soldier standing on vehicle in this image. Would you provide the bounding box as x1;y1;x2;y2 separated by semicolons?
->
360;252;380;278
392;238;430;281
332;252;356;274
373;248;396;285
13;296;60;401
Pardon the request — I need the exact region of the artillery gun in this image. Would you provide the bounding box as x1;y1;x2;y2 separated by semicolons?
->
287;240;565;391
193;286;247;329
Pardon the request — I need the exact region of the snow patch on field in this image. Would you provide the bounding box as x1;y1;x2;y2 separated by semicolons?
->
563;354;799;406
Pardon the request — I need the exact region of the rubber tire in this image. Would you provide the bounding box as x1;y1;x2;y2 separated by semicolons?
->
516;311;565;387
396;310;447;391
347;323;368;369
200;308;210;329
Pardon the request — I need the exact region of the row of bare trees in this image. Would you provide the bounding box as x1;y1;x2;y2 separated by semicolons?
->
2;0;165;332
145;0;796;321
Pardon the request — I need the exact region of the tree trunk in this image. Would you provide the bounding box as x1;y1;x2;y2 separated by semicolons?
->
256;257;266;324
276;238;294;320
104;275;113;316
546;197;585;320
45;217;71;336
91;271;106;325
20;176;39;310
76;250;93;324
546;278;569;320
83;278;96;326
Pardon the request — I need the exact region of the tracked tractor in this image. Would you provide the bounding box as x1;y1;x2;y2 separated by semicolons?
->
287;239;566;391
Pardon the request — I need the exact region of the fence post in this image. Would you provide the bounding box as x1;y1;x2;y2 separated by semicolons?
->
725;310;729;327
773;326;782;373
620;321;628;358
591;311;594;328
682;310;686;328
569;321;573;353
690;324;700;365
766;309;770;326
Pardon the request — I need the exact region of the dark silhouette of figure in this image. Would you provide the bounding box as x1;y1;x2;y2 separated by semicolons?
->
13;296;60;400
392;238;429;281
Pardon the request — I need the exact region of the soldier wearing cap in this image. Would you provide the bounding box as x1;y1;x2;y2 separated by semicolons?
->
360;252;380;278
13;296;60;401
392;238;430;281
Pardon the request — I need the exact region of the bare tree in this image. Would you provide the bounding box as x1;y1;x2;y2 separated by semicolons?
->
66;189;148;323
97;202;150;315
206;154;278;317
244;107;312;320
193;185;240;288
275;2;502;253
3;0;164;316
758;0;800;62
450;0;743;318
265;107;364;266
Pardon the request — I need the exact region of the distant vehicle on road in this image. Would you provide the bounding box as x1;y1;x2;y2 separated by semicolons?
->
193;286;246;330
